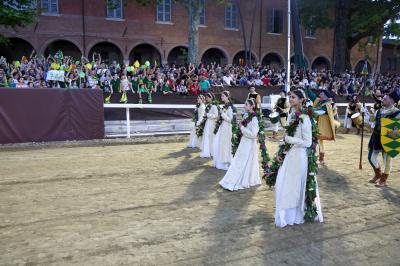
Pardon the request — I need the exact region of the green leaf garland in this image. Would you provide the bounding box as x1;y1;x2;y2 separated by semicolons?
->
196;101;219;137
264;104;320;223
214;103;237;135
231;111;271;182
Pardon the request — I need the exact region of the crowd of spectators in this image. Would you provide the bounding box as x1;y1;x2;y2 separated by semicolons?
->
0;50;399;103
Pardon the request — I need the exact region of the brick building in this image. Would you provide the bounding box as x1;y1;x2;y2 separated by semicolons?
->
380;39;400;74
0;0;380;72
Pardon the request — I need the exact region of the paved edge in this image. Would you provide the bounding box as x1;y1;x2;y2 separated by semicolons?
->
0;135;189;152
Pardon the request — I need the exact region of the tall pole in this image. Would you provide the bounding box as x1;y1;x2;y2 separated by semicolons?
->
359;58;368;170
286;0;291;93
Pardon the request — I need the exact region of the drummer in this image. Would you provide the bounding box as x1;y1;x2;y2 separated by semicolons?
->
271;90;290;138
344;94;362;134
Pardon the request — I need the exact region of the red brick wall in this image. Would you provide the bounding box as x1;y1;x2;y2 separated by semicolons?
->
0;0;377;71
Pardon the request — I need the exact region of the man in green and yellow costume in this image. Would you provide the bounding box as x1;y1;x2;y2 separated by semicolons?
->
368;89;400;187
307;88;339;164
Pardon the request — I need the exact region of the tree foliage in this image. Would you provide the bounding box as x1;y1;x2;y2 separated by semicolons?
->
0;0;37;43
299;0;400;43
299;0;400;72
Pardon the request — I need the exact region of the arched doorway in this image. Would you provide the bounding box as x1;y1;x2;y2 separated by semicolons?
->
167;46;188;65
44;40;82;60
262;53;283;69
0;38;35;61
311;56;331;71
201;48;228;66
354;60;372;74
129;44;161;66
233;51;256;66
89;42;123;64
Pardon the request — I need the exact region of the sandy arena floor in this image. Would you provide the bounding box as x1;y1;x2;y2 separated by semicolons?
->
0;134;399;266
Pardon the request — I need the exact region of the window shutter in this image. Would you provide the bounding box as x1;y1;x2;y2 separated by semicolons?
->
267;8;274;33
51;0;58;13
278;9;283;33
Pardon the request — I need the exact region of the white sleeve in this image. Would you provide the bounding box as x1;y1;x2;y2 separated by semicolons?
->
240;117;259;139
207;105;219;119
284;116;312;148
197;106;205;125
221;106;233;123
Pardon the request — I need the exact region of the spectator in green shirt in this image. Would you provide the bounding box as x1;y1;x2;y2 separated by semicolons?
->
199;76;210;93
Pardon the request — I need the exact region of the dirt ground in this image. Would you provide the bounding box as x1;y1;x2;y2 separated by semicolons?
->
0;134;399;266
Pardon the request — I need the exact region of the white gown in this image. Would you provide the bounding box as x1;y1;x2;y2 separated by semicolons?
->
200;104;219;158
219;115;261;191
188;104;205;148
213;106;233;170
275;113;323;228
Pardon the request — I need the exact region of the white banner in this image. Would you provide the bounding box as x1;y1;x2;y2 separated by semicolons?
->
46;70;65;81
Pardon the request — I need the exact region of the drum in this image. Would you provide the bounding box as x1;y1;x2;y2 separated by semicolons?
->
351;112;362;127
269;112;280;124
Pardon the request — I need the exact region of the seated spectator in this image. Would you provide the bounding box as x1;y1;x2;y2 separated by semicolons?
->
176;79;188;95
222;73;234;86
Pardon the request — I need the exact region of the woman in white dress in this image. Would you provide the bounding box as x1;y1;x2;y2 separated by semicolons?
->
219;98;261;191
200;93;219;158
213;91;234;170
274;89;323;228
188;95;206;148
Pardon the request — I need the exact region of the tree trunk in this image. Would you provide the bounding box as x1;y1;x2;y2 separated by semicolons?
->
248;0;259;65
333;0;351;72
235;0;248;65
186;1;201;65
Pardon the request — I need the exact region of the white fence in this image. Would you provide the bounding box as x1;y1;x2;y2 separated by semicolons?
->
104;103;374;138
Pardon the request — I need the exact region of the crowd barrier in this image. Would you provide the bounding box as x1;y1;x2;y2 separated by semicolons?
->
0;88;104;144
104;103;374;138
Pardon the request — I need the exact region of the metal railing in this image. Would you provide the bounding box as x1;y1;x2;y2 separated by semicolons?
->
104;103;374;138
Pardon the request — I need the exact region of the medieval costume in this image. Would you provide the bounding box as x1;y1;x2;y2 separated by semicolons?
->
306;88;338;164
219;113;261;191
344;95;362;133
275;111;323;227
213;102;235;170
368;90;400;187
272;92;290;138
188;98;206;148
247;86;262;111
200;95;219;158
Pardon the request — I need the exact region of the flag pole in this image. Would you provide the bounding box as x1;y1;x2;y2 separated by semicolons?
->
286;0;291;93
359;59;368;170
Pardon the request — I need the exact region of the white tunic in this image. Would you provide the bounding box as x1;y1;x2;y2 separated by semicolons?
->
213;106;233;170
200;104;219;158
275;113;323;228
188;104;205;148
219;116;261;191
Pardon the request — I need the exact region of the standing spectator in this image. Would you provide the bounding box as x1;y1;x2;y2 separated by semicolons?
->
199;76;210;93
189;80;200;95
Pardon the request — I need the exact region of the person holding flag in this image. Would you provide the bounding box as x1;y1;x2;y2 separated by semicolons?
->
368;89;400;187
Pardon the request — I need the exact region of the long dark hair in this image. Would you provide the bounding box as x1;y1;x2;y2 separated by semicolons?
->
246;98;256;111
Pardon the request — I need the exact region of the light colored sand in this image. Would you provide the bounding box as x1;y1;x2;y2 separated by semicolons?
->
0;134;399;266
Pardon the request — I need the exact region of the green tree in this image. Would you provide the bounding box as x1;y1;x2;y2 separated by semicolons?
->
0;0;37;43
112;0;226;65
299;0;400;72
